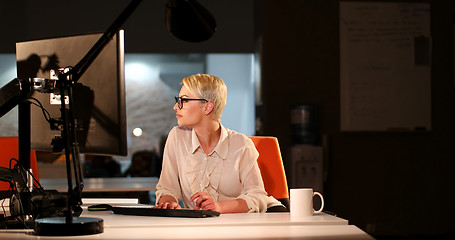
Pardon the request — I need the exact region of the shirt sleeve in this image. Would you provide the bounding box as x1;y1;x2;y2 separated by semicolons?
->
155;127;182;204
235;138;269;213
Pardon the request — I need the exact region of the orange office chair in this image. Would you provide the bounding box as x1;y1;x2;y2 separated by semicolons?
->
0;136;40;191
249;136;289;210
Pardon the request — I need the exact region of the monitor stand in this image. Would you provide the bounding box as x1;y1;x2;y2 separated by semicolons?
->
34;217;103;236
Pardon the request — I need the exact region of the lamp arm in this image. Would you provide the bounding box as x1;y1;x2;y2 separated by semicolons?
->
67;0;143;83
0;78;33;119
53;0;143;221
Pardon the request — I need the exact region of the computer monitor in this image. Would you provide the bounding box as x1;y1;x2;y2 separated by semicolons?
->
15;30;127;156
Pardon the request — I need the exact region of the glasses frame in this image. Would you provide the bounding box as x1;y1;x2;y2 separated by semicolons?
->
175;96;208;109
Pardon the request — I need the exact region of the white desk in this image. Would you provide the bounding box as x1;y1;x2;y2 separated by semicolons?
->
0;225;373;240
0;210;374;240
84;210;349;227
40;177;158;192
40;177;158;203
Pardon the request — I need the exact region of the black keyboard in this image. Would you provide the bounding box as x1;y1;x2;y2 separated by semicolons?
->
112;206;220;218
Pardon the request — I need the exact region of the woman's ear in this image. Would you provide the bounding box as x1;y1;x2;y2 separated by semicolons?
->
204;102;214;115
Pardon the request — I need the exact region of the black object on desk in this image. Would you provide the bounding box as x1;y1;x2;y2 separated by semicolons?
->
112;206;220;218
87;204;113;211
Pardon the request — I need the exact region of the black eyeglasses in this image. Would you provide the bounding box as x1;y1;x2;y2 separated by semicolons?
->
174;96;208;109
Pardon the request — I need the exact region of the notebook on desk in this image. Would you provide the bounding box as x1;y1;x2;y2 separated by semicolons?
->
112;205;220;218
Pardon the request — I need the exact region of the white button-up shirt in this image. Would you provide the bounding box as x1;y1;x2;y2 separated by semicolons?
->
155;124;281;212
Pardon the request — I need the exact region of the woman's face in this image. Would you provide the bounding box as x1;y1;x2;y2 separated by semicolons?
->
174;85;206;127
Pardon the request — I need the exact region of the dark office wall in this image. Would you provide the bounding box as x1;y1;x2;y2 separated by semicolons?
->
0;0;255;53
259;0;455;238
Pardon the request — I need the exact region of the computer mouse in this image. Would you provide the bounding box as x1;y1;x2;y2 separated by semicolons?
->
87;204;113;211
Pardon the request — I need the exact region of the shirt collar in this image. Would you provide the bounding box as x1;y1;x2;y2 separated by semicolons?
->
191;124;229;160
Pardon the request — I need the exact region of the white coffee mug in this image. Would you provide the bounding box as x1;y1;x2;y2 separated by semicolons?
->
290;188;324;217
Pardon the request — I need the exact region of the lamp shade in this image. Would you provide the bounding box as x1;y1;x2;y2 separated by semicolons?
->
165;0;216;42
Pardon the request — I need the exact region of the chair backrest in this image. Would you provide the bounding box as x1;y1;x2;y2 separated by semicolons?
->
0;136;39;190
249;136;289;202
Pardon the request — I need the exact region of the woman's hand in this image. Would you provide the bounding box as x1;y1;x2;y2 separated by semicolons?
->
155;195;181;209
190;192;220;212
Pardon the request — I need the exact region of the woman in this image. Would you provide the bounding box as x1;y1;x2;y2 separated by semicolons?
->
155;74;284;213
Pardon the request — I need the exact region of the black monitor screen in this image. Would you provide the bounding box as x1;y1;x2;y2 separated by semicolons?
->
15;31;127;156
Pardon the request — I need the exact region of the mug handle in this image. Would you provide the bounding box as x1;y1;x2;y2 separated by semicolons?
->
313;192;324;214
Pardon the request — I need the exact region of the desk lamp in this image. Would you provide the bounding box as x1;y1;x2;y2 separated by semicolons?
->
0;0;216;236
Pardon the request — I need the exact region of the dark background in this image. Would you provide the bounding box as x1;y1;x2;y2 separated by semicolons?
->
1;0;454;239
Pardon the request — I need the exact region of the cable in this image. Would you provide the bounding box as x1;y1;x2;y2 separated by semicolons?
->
9;158;46;196
28;97;51;123
0;182;14;218
9;165;36;228
0;158;47;229
6;159;27;228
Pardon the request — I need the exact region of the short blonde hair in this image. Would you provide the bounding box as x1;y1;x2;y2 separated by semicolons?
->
181;74;227;121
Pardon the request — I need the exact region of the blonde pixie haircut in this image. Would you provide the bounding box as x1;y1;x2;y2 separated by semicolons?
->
181;74;227;121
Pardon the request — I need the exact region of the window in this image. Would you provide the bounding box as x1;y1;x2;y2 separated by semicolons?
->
0;53;255;165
